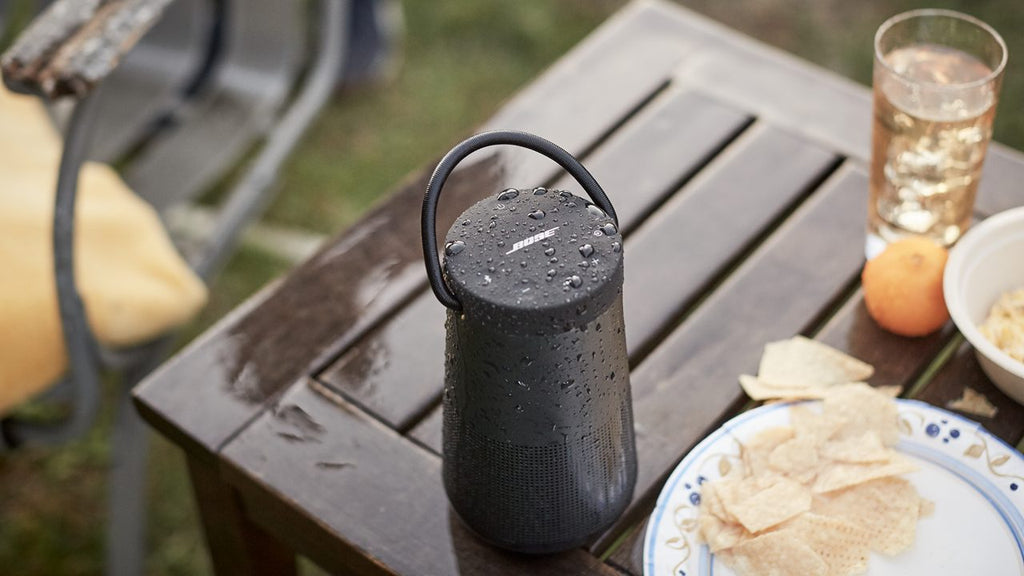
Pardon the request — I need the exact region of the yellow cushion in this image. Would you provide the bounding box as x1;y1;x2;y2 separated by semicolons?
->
0;87;208;415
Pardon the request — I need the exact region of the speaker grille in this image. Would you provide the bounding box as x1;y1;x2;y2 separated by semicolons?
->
443;396;636;553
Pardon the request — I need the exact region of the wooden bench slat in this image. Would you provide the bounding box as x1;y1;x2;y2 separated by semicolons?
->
595;165;869;550
316;89;750;430
2;0;173;98
221;381;621;576
135;10;685;455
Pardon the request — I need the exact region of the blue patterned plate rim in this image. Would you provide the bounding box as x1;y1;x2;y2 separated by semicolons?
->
643;398;1024;576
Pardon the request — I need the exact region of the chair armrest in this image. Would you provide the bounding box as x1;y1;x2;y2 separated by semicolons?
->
1;0;173;99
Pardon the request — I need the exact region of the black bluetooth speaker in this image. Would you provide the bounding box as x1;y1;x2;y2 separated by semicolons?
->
421;130;636;554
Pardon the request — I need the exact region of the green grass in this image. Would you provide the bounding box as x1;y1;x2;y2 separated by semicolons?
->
3;1;1024;574
266;1;615;234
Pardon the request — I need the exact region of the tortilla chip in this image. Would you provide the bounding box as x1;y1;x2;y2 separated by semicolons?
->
822;383;900;446
718;476;812;533
820;431;892;464
947;387;998;419
742;425;796;478
783;513;871;576
789;404;847;444
724;530;828;576
740;374;831;401
812;477;923;555
758;336;874;389
812;455;918;494
769;435;821;483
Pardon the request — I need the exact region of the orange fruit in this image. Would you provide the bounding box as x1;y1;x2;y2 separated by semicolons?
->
862;237;949;337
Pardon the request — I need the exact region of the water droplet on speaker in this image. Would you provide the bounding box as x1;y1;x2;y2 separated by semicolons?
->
601;223;617;236
488;221;496;229
497;188;519;201
565;275;582;288
520;261;527;268
532;186;547;195
444;240;465;256
578;243;594;258
544;247;555;256
528;210;545;220
560;379;576;390
586;204;606;219
515;404;524;413
579;261;589;269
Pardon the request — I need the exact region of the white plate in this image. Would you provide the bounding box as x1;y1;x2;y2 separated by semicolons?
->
643;399;1024;576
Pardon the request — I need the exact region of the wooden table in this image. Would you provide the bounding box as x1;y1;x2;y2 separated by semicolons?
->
134;1;1024;574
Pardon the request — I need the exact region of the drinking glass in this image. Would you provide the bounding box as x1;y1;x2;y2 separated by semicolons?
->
867;9;1006;258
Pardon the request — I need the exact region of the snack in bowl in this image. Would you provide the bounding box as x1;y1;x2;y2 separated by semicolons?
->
862;237;949;337
979;288;1024;363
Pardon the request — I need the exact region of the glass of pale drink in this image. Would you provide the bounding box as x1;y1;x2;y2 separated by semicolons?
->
867;10;1006;258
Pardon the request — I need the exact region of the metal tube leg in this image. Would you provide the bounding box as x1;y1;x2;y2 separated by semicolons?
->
104;338;171;576
105;380;149;576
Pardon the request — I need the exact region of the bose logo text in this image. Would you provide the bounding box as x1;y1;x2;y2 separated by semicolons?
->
506;227;559;255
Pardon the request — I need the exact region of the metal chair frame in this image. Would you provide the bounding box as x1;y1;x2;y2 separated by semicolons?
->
0;1;345;574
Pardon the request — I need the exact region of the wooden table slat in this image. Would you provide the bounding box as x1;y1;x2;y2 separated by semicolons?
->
622;122;838;356
130;3;1024;575
606;518;647;576
407;123;841;452
915;340;1024;445
135;7;688;454
408;403;444;454
634;0;1024;217
814;288;957;390
317;89;751;430
596;164;869;550
221;381;623;576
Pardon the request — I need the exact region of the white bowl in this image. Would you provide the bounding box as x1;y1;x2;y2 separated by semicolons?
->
944;206;1024;405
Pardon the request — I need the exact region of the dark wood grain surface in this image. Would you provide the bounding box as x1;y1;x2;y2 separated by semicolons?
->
134;1;1024;574
220;381;624;576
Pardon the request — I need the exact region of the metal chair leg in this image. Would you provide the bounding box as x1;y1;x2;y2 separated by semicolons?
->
105;375;149;576
105;337;173;576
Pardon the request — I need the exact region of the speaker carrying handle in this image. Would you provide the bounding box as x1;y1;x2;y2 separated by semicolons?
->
421;130;617;311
